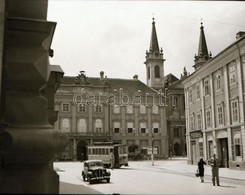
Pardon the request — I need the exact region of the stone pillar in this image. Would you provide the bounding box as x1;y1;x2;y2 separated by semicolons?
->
0;1;68;193
227;127;233;162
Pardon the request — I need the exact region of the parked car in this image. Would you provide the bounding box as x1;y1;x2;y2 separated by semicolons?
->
82;159;111;184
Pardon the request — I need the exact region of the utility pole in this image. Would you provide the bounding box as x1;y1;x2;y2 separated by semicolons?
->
151;133;154;166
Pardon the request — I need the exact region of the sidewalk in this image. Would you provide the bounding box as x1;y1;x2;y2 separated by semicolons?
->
142;157;245;185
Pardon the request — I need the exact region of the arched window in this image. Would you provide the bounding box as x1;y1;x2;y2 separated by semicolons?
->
154;65;160;78
77;119;87;133
147;67;150;79
61;118;70;132
95;119;103;133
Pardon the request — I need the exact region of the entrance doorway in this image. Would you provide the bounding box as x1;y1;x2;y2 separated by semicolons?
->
218;138;229;168
77;140;88;161
174;142;181;156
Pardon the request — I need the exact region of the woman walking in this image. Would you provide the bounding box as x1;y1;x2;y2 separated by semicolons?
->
198;158;206;183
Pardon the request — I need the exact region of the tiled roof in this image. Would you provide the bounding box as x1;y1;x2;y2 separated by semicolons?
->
60;76;158;95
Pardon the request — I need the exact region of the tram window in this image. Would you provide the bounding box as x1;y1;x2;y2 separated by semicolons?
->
98;148;102;154
106;148;109;155
110;148;113;153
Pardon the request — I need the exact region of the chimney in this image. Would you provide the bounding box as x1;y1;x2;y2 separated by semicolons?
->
100;71;104;79
133;74;138;80
236;31;245;39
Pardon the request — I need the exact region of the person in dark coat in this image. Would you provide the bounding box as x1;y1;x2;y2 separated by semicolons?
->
198;158;206;183
208;154;220;186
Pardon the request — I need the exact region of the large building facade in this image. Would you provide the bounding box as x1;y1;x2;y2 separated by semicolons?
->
183;23;245;170
54;71;168;160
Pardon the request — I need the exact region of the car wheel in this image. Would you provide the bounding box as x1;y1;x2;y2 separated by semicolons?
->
88;177;92;184
106;178;110;183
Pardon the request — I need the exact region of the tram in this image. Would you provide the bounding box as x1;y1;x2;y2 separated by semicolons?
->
87;142;128;168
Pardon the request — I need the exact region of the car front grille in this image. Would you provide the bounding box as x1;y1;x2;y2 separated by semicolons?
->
93;169;103;178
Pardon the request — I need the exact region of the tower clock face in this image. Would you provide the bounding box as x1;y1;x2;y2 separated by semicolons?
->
154;52;159;57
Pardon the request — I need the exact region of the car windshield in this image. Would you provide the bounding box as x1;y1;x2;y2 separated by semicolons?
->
89;161;103;167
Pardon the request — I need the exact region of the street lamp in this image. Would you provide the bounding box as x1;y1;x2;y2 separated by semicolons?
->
151;133;154;166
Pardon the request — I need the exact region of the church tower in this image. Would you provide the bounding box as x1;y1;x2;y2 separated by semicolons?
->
144;18;165;89
193;22;212;70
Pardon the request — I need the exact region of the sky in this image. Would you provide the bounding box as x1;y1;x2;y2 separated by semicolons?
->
47;1;245;84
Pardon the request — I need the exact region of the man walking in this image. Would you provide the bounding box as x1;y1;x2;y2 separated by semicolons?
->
208;154;220;186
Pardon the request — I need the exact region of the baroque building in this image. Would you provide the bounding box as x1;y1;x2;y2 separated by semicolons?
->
54;71;168;160
183;22;245;170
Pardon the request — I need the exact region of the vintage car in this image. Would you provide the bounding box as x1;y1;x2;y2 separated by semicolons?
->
82;159;111;184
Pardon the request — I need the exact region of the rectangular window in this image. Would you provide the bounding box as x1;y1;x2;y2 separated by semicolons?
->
114;128;120;133
127;122;134;133
206;111;211;128
217;105;224;125
234;137;241;157
197;114;202;130
196;85;200;100
174;128;180;137
95;127;102;133
216;74;222;90
229;63;236;85
141;128;146;133
152;105;159;114
113;105;120;114
190;114;194;131
204;79;209;96
113;122;120;133
140;105;146;114
153;123;159;134
78;104;86;112
153;128;159;134
126;105;133;114
128;128;133;133
231;101;238;123
95;105;102;112
62;103;70;112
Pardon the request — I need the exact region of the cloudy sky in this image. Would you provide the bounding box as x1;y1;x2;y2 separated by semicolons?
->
47;1;245;84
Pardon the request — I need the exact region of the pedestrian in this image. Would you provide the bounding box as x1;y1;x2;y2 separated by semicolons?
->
208;154;220;186
110;152;114;170
197;158;206;183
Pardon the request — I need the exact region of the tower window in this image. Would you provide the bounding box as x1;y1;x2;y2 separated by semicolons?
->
154;65;160;78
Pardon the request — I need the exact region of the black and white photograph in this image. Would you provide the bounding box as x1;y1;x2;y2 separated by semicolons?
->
0;0;245;194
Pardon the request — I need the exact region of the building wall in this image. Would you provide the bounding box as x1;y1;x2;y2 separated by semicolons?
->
54;83;168;161
166;87;186;157
184;35;245;170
